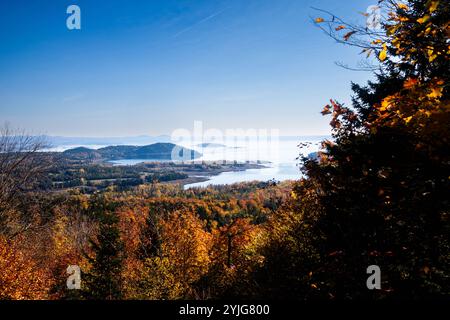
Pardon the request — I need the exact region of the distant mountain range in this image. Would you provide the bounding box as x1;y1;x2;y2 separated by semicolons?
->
63;143;201;161
197;143;227;148
44;135;331;148
46;135;172;147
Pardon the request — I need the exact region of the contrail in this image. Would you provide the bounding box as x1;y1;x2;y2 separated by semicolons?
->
173;8;228;38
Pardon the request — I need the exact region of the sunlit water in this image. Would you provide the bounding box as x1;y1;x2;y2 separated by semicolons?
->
48;137;327;187
182;138;323;188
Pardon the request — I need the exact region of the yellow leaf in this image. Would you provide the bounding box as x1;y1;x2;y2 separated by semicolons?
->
427;87;443;98
428;1;439;13
417;15;430;24
380;99;390;111
404;116;413;124
335;25;345;31
387;25;399;36
392;38;400;48
397;3;408;10
379;48;387;61
315;17;324;23
428;49;437;62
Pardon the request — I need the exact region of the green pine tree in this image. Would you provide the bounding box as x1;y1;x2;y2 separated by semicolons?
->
83;196;124;300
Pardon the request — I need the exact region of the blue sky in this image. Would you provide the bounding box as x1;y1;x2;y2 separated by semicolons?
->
0;0;376;137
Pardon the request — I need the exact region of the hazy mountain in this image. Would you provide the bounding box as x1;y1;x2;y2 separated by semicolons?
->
63;143;201;161
197;143;227;148
46;135;173;147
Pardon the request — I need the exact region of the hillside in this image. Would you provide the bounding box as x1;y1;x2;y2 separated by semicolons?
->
63;143;201;161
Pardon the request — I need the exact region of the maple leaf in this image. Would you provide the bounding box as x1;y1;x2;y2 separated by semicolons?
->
427;86;443;98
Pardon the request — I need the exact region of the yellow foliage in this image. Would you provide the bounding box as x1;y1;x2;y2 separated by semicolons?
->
428;0;439;13
427;86;443;99
0;236;51;299
379;44;388;61
417;15;430;24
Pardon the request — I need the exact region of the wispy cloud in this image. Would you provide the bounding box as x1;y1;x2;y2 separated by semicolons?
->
173;8;228;39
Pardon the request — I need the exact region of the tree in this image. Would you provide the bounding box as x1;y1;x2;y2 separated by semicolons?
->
83;196;124;300
137;210;212;299
289;0;450;299
0;124;52;237
0;235;52;299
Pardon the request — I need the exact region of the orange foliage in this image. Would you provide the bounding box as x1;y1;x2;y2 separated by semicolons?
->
0;236;52;299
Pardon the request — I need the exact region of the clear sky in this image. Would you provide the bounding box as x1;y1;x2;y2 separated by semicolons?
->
0;0;376;137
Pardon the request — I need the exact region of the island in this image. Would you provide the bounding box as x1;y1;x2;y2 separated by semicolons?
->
38;143;267;192
63;142;201;161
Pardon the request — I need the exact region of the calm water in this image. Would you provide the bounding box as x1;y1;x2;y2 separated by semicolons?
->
184;162;301;189
181;137;323;188
108;159;173;165
50;137;326;187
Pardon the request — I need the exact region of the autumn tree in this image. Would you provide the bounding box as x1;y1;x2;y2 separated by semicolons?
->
48;196;94;299
288;0;449;299
0;235;52;299
137;210;212;299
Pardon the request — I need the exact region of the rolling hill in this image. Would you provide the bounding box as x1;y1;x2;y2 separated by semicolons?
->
63;143;201;161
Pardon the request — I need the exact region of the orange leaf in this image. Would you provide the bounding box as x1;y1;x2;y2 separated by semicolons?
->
403;77;418;89
417;15;430;24
321;105;332;115
343;31;356;41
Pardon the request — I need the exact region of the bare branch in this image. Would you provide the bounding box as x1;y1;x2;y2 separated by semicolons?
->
0;123;54;237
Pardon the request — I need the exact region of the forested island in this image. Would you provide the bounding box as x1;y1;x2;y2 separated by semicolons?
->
34;143;266;192
62;142;201;161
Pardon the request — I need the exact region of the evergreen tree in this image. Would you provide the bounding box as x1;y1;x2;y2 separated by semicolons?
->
254;0;449;300
83;196;124;300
